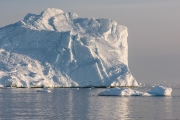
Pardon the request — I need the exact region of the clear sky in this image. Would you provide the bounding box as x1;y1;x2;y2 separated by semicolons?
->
0;0;180;84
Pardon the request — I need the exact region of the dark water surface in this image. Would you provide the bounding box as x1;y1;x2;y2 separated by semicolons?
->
0;87;180;120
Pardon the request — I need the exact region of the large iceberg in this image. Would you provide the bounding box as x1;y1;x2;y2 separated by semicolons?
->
0;8;138;88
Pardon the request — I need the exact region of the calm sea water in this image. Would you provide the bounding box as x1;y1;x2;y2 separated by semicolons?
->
0;87;180;120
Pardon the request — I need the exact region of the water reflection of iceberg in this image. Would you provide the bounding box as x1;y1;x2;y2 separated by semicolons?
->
116;97;130;119
88;95;131;120
164;97;174;120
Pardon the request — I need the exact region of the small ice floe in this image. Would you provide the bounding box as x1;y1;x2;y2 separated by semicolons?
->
106;86;111;88
36;88;51;93
138;82;142;86
98;86;172;96
0;84;4;88
98;88;151;96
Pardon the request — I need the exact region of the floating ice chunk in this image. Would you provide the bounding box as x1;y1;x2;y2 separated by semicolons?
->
36;89;51;93
98;86;172;96
98;88;151;96
0;84;4;88
138;83;142;86
148;86;172;96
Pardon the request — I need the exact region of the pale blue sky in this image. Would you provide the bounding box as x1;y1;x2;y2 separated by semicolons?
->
1;0;180;84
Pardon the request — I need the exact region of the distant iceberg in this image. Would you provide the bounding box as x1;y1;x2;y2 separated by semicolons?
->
0;8;138;88
98;86;172;96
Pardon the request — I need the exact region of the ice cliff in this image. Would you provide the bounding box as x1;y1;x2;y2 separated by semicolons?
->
0;8;138;88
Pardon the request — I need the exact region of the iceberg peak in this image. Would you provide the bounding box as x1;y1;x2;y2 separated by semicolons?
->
22;8;78;31
40;8;64;17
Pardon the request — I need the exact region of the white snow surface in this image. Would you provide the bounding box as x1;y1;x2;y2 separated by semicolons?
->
0;8;138;88
98;86;172;96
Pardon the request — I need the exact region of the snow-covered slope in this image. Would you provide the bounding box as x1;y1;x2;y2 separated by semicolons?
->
0;8;138;88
